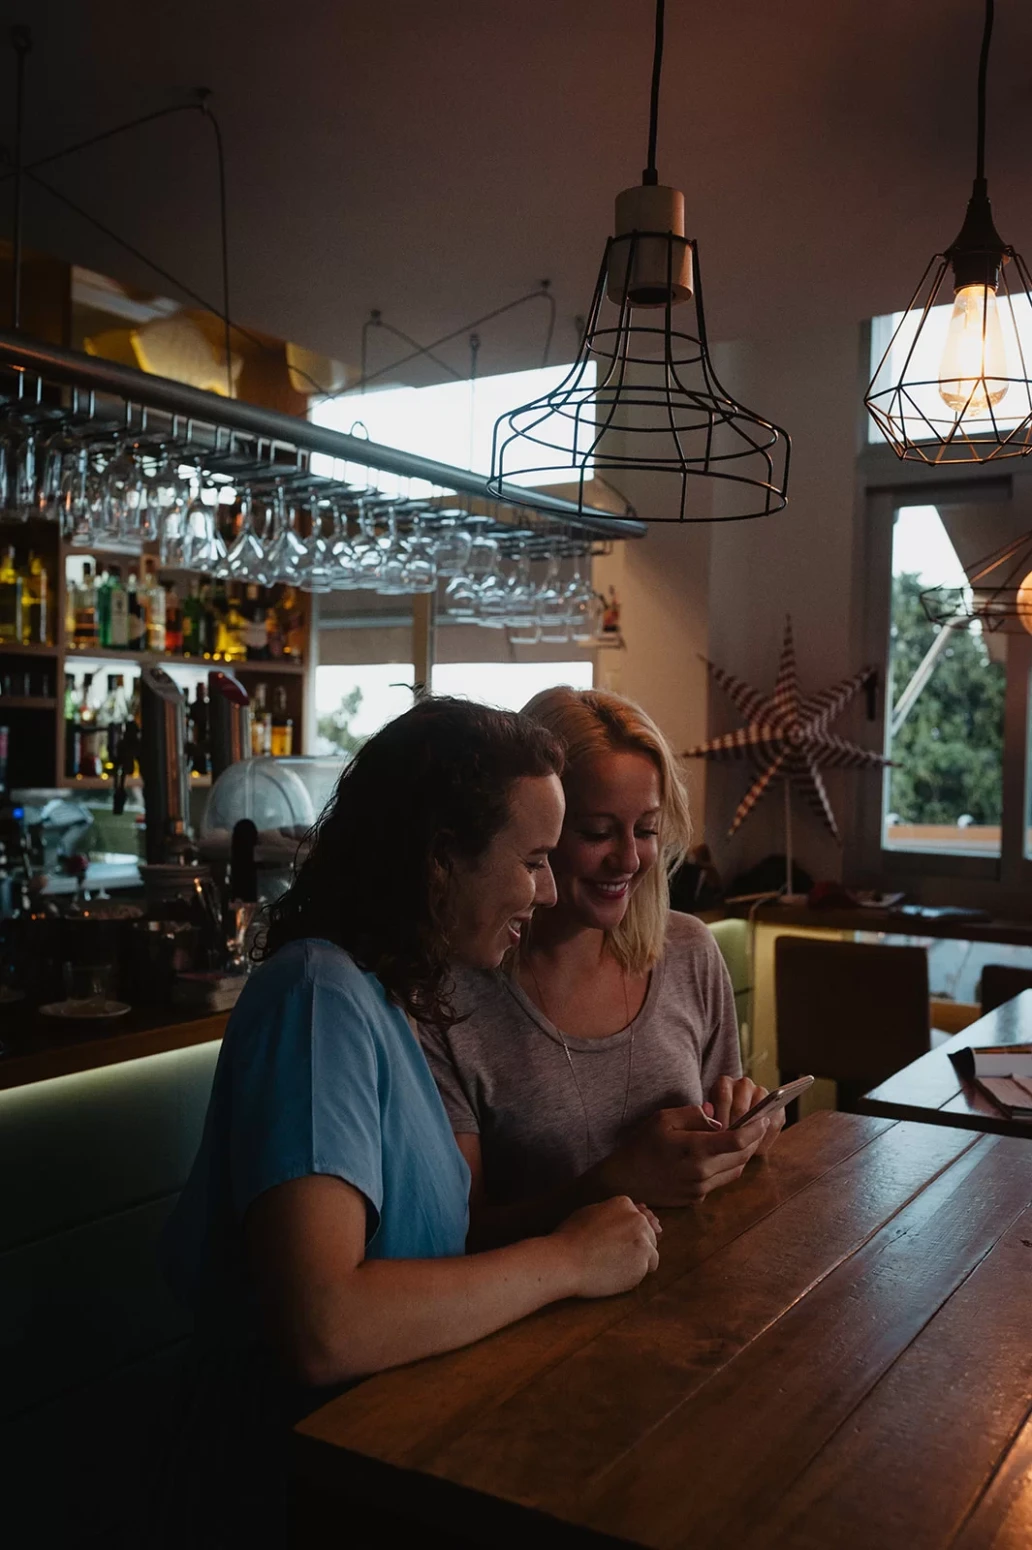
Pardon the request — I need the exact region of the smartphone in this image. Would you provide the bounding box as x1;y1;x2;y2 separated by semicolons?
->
728;1075;815;1129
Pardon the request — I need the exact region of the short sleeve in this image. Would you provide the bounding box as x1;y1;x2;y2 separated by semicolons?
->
227;968;385;1223
419;1023;481;1135
698;932;744;1089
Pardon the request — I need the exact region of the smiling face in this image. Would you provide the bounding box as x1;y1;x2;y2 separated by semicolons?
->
446;773;566;969
549;749;663;932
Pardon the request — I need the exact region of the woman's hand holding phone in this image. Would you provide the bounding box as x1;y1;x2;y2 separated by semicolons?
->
707;1074;786;1155
595;1103;770;1208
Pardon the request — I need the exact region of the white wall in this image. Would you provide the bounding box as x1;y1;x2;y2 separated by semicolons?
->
703;324;868;886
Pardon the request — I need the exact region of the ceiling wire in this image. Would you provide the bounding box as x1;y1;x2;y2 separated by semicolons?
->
644;0;665;185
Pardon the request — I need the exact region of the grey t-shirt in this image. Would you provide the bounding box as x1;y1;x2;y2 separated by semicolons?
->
421;912;742;1205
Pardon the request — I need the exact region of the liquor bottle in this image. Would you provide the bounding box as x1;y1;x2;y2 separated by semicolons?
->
250;682;272;757
96;566;113;649
63;672;80;778
244;584;269;660
76;673;101;778
182;579;203;658
108;567;129;650
281;588;305;661
126;572;147;653
73;562;99;650
165;583;183;655
142;559;166;652
221;585;247;664
21;551;50;645
265;597;284;659
270;684;293;758
198;580;216;657
98;673;130;775
187;682;210;776
0;545;22;645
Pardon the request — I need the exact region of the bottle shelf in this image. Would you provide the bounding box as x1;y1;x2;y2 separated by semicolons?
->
63;646;305;673
0;641;60;657
58;772;212;791
0;696;58;710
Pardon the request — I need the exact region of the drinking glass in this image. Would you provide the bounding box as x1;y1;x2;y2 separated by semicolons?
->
431;507;473;577
224;491;269;584
263;486;307;585
1;415;38;521
401;511;438;595
536;547;571;643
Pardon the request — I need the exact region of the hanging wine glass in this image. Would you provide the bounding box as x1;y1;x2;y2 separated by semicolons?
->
224;490;269;584
431;506;473;578
401;509;438;595
154;451;190;566
1;415;37;521
298;492;334;593
326;497;361;590
263;485;307;585
536;545;571;643
61;445;92;544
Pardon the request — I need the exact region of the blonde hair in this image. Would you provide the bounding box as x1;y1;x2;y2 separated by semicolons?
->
520;686;692;974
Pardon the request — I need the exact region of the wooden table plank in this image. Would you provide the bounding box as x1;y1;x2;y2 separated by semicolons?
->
417;1122;976;1521
860;991;1032;1137
951;1408;1032;1550
295;1112;892;1473
293;1114;1032;1550
739;1174;1032;1549
578;1133;1032;1548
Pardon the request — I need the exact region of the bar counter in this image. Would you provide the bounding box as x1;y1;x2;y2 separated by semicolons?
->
0;998;227;1091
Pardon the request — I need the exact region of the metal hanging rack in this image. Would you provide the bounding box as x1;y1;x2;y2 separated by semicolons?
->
0;331;646;548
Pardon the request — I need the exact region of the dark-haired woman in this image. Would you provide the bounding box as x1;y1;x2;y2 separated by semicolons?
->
159;698;659;1546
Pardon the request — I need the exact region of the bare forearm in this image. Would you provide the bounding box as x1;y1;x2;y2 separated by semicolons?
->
295;1236;576;1385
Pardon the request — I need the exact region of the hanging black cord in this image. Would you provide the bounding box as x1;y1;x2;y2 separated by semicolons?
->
643;0;665;185
10;26;30;331
975;0;993;184
197;93;233;398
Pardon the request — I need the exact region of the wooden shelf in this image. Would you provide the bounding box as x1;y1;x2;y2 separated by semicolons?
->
0;696;57;710
58;772;212;791
64;646;305;673
0;642;60;657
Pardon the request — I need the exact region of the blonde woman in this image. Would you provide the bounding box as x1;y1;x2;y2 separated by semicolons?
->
421;687;781;1249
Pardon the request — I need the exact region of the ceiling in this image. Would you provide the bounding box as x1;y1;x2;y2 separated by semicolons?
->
6;0;1032;383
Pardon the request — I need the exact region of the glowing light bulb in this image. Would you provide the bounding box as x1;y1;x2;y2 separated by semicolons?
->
1016;569;1032;636
938;283;1010;415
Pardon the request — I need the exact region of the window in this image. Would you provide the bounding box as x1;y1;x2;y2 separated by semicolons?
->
431;660;593;709
883;504;1005;857
309;361;595;495
313;659;594;759
314;665;416;757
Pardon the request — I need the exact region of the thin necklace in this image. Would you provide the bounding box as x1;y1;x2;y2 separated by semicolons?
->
521;952;636;1169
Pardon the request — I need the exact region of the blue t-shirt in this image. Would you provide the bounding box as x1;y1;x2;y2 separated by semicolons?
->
163;938;470;1337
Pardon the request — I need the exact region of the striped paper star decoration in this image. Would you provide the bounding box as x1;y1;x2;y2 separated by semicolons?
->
684;618;888;841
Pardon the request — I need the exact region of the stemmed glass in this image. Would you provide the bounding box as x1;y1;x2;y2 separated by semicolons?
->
401;509;438;595
535;546;571;643
224;490;269;584
0;414;38;521
263;485;307;585
431;507;472;578
153;452;191;566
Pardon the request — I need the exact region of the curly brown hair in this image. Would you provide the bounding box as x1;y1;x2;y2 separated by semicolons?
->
257;696;563;1029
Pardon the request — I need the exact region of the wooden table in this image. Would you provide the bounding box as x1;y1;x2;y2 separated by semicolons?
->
859;990;1032;1139
292;1112;1032;1548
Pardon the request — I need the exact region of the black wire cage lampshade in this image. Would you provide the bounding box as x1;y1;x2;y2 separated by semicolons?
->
865;0;1032;465
488;1;790;523
921;527;1032;636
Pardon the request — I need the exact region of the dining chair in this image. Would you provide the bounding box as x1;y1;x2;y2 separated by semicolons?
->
775;936;930;1114
980;964;1032;1014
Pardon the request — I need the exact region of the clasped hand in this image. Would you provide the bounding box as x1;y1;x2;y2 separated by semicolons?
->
597;1076;782;1208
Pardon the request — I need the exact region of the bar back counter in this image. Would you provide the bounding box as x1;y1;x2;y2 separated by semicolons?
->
1;1008;225;1541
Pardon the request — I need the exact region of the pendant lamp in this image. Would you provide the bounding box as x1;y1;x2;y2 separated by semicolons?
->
921;527;1032;637
865;0;1032;464
488;0;790;523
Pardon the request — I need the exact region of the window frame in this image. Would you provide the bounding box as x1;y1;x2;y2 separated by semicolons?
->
850;440;1032;906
